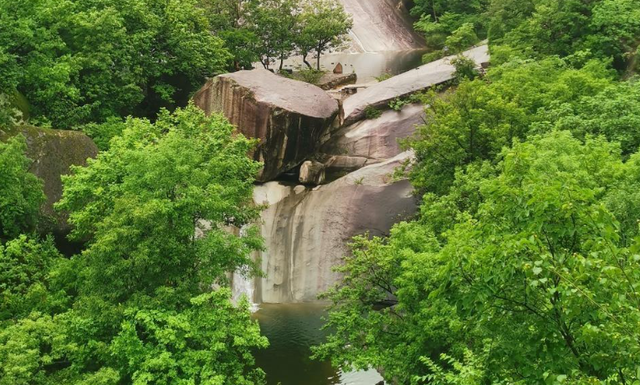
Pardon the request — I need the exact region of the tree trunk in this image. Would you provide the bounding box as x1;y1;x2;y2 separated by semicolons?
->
302;52;312;69
316;46;322;71
279;52;285;72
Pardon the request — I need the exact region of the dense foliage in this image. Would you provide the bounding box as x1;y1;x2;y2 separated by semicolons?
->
0;135;45;239
319;0;640;383
413;0;640;74
0;106;268;384
0;0;351;131
0;0;231;129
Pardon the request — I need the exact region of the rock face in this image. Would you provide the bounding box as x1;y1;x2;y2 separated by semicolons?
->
319;104;424;178
322;104;424;159
193;69;339;182
253;152;417;303
0;126;98;233
343;45;490;124
338;0;426;52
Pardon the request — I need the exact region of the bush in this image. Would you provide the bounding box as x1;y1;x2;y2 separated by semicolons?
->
451;55;479;82
295;68;326;85
445;23;479;53
375;72;393;82
364;105;382;119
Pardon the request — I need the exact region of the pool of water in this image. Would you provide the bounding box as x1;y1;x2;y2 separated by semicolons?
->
253;303;383;385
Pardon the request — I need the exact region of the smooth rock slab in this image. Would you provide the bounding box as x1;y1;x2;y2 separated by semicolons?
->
342;45;490;124
253;152;417;303
322;103;424;160
193;69;339;182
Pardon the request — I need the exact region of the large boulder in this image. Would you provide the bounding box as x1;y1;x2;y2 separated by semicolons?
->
193;69;340;182
252;152;417;303
0;126;98;234
342;45;490;124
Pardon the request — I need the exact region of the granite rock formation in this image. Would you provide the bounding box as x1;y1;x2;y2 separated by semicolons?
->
193;69;339;182
343;45;490;124
338;0;426;52
253;152;417;303
320;104;424;176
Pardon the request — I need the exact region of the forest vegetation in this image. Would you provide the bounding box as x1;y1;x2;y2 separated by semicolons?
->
316;0;640;384
1;0;640;384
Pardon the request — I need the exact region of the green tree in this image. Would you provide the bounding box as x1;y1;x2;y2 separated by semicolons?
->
0;0;231;129
318;132;640;383
0;105;268;384
247;0;299;71
0;135;45;239
199;0;261;70
56;104;262;302
406;57;613;194
445;23;479;53
0;235;66;321
296;0;352;70
413;0;488;53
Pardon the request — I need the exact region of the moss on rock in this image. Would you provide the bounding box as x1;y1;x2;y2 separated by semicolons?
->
0;125;98;234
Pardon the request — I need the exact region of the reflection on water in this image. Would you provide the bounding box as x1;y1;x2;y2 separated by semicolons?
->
280;50;427;84
253;303;383;385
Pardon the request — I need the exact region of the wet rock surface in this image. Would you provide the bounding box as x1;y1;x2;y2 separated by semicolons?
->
338;0;425;53
193;69;339;182
253;152;417;303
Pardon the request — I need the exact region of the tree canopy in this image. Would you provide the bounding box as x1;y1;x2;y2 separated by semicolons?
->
0;0;231;129
319;0;640;383
1;106;268;384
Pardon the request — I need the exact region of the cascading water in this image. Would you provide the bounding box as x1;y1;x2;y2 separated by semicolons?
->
232;225;259;312
231;269;258;312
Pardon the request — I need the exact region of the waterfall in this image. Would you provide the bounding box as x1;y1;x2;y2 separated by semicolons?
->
231;269;258;312
231;225;258;312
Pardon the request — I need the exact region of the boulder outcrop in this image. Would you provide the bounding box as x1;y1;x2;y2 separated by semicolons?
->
342;45;490;124
253;152;417;303
299;160;326;185
322;104;424;159
0;126;98;233
193;69;340;182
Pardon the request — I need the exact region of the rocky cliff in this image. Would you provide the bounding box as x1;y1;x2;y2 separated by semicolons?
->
253;152;416;303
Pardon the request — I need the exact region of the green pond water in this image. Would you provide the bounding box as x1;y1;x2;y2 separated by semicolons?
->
253;303;383;385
